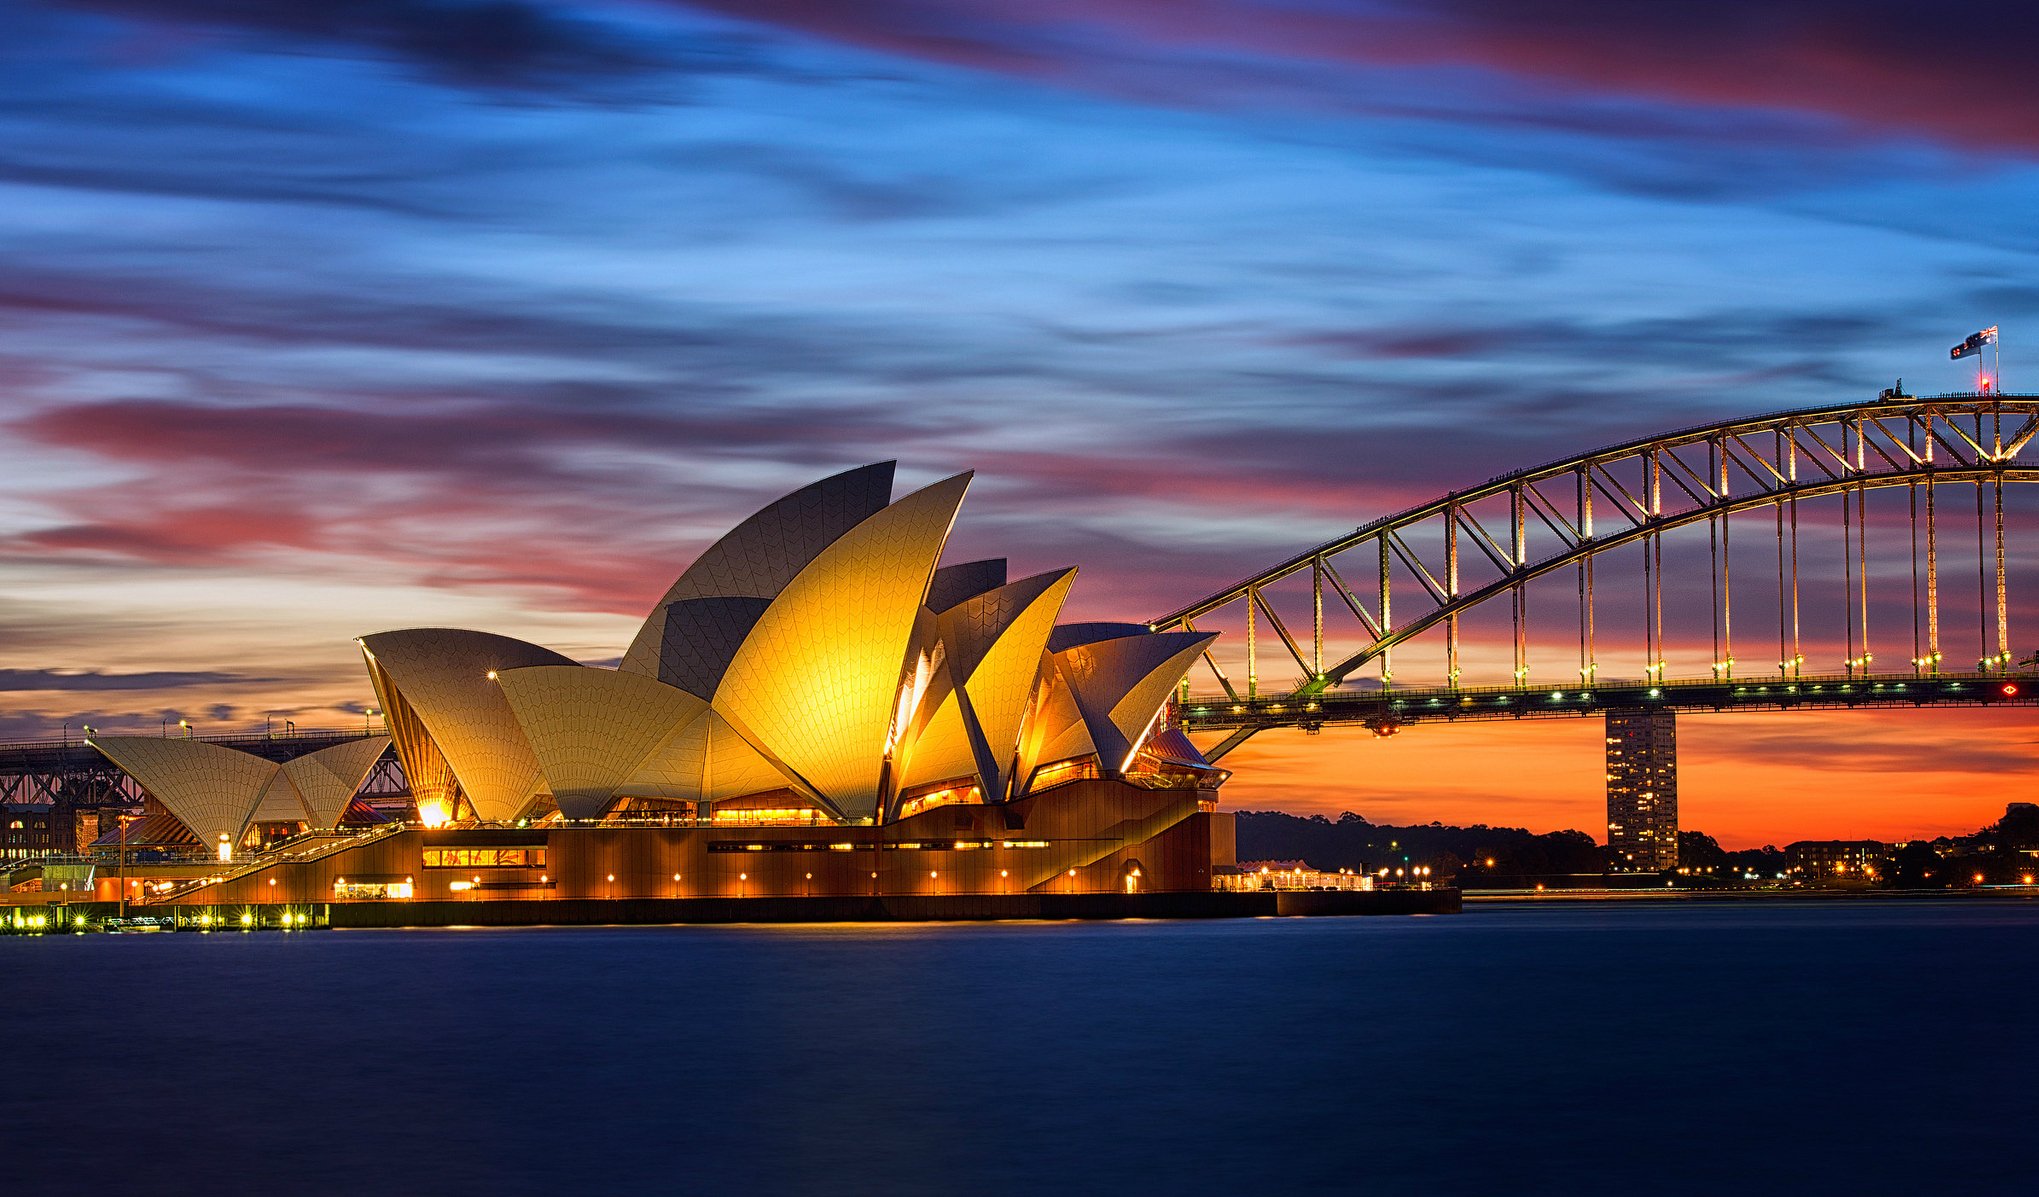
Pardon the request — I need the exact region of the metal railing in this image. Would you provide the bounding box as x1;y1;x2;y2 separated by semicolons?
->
139;821;408;905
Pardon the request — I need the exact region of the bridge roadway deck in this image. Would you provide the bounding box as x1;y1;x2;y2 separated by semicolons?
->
0;729;371;774
1175;671;2039;733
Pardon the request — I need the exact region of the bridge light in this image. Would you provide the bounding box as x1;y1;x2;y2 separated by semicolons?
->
1648;688;1661;698
2002;683;2020;698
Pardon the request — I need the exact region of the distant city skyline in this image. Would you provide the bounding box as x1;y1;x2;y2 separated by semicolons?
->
5;1;2037;848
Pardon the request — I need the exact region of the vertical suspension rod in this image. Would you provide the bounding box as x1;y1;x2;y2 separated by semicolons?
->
1245;584;1257;699
1379;536;1393;687
1978;478;1990;669
1926;425;1939;669
1511;485;1527;686
1857;480;1869;671
1709;440;1719;674
1446;509;1461;686
1843;478;1855;673
1776;429;1788;679
1995;475;2009;667
1311;559;1323;679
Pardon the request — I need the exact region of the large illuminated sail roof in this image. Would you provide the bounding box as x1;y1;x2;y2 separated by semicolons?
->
1047;629;1215;772
714;472;972;820
901;568;1075;800
87;736;281;848
359;629;574;824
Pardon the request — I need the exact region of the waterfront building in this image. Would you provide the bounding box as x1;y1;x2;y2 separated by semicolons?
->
1786;840;1886;880
1220;861;1377;892
1606;708;1677;872
1;802;57;860
77;463;1237;905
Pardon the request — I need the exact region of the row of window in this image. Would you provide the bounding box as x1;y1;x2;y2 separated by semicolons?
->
420;847;546;869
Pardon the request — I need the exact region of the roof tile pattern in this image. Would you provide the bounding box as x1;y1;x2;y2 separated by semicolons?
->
281;735;393;828
496;666;709;819
925;558;1008;613
249;770;314;824
621;462;895;681
655;595;773;700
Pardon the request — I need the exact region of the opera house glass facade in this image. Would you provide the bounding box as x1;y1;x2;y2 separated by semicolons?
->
88;464;1235;907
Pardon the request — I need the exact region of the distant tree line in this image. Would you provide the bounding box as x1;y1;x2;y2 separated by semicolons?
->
1237;804;2039;889
1233;810;1602;879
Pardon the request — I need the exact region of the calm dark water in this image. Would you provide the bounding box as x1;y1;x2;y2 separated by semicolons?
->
5;899;2034;1194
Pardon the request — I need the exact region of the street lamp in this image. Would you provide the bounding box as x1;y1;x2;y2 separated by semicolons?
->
364;707;381;735
179;719;192;739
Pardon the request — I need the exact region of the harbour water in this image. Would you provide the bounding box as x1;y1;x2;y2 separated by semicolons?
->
7;899;2035;1194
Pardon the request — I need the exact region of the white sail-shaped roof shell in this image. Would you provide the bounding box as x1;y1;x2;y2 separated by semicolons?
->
495;666;709;820
713;472;972;820
248;770;314;825
621;462;895;694
900;569;1074;801
88;736;277;848
359;629;574;824
1041;630;1214;774
281;735;392;828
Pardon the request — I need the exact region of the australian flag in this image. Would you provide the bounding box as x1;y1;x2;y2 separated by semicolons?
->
1951;326;1999;360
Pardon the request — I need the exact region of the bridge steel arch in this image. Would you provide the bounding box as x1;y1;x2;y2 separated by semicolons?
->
1152;395;2039;753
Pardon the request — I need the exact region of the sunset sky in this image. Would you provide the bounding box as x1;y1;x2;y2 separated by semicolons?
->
5;1;2038;847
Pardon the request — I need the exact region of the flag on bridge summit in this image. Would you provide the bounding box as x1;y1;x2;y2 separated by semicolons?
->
1951;326;1999;360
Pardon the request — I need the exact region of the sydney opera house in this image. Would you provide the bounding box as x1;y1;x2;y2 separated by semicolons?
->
73;463;1240;916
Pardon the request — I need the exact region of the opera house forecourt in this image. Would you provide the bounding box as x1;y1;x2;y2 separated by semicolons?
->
28;463;1453;926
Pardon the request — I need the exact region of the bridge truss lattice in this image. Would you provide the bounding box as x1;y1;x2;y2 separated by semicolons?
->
1152;395;2039;753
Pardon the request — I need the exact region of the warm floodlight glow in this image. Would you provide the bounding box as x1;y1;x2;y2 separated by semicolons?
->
416;798;451;828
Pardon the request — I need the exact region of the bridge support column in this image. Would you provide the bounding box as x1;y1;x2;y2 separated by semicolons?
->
1606;709;1677;873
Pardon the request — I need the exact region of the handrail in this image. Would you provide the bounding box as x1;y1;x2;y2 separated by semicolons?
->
139;821;408;905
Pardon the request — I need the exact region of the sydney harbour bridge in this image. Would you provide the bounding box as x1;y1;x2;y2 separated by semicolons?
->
1154;392;2039;758
5;391;2037;846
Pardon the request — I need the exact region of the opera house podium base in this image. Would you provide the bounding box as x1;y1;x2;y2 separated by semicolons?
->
324;887;1461;927
50;783;1460;927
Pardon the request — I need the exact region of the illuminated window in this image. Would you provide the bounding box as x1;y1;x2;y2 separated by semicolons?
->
1028;757;1100;792
421;847;545;869
897;781;983;819
333;880;414;900
711;807;825;825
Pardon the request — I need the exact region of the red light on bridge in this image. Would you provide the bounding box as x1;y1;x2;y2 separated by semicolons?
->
2001;683;2020;698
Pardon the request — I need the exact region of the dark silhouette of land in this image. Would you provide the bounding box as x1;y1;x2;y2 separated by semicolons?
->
1238;804;2039;890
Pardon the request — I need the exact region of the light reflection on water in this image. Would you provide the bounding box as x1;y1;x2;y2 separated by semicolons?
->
7;900;2036;1195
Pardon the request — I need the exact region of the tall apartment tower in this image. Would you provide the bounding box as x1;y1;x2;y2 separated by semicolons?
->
1605;708;1678;872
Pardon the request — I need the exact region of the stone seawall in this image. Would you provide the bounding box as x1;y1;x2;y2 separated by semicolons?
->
327;887;1460;928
